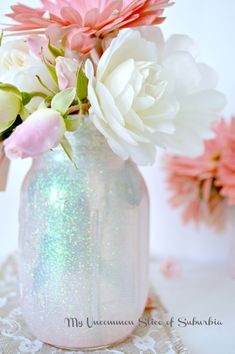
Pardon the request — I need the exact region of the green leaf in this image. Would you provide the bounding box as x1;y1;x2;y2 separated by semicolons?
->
0;120;15;134
0;31;3;47
61;36;67;51
19;106;30;121
51;88;76;115
76;65;88;101
48;40;64;58
0;83;22;100
65;115;80;132
0;115;22;141
21;92;32;105
42;56;58;85
61;135;77;168
21;91;47;106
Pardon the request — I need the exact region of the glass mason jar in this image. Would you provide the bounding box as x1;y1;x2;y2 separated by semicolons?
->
18;118;150;350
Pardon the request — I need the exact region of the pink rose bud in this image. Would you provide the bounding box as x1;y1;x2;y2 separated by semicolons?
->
4;108;65;160
55;56;79;90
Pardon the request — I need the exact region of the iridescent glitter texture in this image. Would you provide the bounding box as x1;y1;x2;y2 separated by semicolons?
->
18;119;150;350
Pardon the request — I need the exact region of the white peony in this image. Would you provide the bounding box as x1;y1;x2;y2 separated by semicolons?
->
85;29;178;165
139;27;226;157
0;39;56;111
86;28;226;165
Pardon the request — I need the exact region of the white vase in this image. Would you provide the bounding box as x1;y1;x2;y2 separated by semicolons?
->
18;119;150;350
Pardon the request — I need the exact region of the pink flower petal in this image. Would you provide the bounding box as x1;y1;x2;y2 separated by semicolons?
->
5;0;171;54
60;7;83;26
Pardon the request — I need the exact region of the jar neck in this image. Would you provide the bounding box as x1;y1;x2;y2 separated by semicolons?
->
65;117;108;152
33;117;125;167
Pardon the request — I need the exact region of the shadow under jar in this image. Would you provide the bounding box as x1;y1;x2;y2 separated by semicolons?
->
18;118;150;350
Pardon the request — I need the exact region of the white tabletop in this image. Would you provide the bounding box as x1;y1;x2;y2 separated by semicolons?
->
151;261;235;354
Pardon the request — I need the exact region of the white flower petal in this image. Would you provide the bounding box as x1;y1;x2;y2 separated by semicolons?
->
86;60;105;120
163;52;201;95
169;129;206;157
138;26;164;55
92;114;129;160
133;96;155;112
116;85;135;115
104;58;135;98
97;29;157;80
128;143;156;166
164;34;198;58
145;80;168;99
125;109;145;132
85;58;95;79
181;90;226;113
178;112;218;138
197;63;219;90
96;82;137;145
130;67;144;96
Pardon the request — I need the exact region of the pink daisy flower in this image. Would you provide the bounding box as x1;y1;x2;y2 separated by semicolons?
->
218;118;235;205
164;119;229;231
6;0;172;54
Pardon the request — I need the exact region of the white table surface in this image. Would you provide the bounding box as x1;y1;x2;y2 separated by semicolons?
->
151;261;235;354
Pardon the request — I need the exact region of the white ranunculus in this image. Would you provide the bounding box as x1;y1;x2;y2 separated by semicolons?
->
85;29;178;165
86;28;226;165
139;27;226;157
0;39;56;111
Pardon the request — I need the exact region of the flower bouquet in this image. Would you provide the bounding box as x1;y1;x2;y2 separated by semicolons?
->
0;0;226;350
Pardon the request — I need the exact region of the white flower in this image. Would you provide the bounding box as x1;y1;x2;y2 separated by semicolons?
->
0;39;56;111
85;29;178;165
0;40;32;75
139;27;226;157
86;28;226;165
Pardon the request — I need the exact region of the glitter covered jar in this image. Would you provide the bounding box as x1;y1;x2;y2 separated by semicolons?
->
18;119;150;350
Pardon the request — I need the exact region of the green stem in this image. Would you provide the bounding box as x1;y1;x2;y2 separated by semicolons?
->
36;75;56;95
0;30;3;47
30;91;47;99
67;105;80;114
78;97;84;115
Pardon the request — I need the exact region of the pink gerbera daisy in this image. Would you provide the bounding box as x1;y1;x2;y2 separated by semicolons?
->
218;118;235;205
164;119;229;231
5;0;172;53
